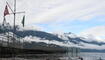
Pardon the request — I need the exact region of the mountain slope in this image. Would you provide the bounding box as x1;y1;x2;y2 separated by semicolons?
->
0;24;105;52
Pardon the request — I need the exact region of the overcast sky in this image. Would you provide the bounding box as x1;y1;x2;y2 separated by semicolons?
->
0;0;105;41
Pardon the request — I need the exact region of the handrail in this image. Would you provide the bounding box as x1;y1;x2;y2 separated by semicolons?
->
0;33;24;49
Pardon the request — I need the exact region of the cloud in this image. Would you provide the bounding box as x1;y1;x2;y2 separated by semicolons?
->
23;36;71;47
79;42;105;50
80;26;105;42
19;25;44;31
0;0;105;25
1;0;105;38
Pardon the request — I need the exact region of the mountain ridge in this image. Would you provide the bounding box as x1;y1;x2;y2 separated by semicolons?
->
0;24;105;52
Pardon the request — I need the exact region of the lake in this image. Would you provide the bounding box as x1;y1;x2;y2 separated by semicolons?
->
0;52;105;60
80;52;105;60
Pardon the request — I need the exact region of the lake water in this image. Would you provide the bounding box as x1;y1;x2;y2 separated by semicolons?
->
80;52;105;60
0;52;105;60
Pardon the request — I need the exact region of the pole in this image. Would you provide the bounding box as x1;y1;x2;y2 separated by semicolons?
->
13;0;16;58
13;0;16;37
3;0;25;58
13;0;16;44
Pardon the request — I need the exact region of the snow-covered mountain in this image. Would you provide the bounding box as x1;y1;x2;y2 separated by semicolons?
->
54;32;105;51
0;24;105;52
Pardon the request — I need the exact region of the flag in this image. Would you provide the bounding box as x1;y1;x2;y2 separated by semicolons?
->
2;17;6;26
22;15;25;27
4;5;9;16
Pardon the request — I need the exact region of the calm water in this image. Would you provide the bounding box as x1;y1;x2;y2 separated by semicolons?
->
80;52;105;60
1;52;105;60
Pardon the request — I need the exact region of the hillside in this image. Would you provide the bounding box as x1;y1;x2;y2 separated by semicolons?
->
0;24;105;52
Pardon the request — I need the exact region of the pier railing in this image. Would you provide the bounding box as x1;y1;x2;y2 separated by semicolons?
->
0;32;24;49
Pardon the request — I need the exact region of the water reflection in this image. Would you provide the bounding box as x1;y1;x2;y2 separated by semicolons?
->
0;53;67;60
0;52;79;60
0;47;80;60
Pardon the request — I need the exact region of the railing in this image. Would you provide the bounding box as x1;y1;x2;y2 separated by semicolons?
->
0;32;24;49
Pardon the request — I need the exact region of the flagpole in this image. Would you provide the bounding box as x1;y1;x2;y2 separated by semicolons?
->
13;0;16;41
3;0;25;57
6;2;14;13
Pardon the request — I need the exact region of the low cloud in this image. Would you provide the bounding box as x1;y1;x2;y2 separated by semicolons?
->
80;26;105;42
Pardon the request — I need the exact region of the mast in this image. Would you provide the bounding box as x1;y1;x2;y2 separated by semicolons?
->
6;0;25;47
13;0;16;39
12;0;16;48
